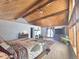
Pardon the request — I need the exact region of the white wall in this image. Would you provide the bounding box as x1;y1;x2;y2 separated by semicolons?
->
0;20;35;40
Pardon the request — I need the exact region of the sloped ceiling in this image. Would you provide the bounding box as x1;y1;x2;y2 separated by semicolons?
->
0;0;69;27
0;0;38;20
30;11;68;27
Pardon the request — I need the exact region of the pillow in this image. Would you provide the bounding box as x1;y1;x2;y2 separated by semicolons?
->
31;44;40;52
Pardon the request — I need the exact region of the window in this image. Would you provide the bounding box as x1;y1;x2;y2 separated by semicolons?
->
47;28;54;38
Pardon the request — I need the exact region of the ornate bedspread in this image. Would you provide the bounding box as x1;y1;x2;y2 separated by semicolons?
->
0;38;54;59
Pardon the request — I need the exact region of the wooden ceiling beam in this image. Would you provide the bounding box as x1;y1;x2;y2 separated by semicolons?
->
22;0;55;18
28;9;68;23
14;0;41;19
15;0;54;19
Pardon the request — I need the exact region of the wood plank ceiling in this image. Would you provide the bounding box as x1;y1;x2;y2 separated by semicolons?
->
0;0;69;27
0;0;38;20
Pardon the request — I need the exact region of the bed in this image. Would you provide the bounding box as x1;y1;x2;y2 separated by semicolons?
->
0;38;76;59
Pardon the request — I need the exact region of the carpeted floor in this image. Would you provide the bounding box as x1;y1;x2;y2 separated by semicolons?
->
36;42;77;59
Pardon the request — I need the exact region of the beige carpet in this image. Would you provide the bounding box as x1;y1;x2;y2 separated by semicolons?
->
36;42;77;59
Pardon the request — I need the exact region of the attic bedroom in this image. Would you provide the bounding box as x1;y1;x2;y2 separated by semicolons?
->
0;0;78;59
